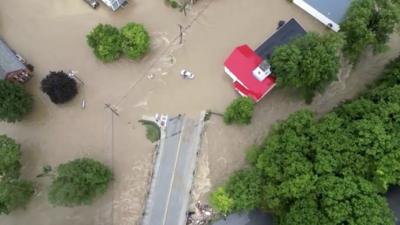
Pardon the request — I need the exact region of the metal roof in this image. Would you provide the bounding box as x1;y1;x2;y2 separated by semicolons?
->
303;0;351;24
0;39;25;80
255;18;306;59
101;0;127;11
224;45;276;102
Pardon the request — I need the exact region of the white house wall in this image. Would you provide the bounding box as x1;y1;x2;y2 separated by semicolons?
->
293;0;340;32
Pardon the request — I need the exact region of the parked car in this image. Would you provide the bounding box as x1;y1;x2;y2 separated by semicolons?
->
83;0;99;8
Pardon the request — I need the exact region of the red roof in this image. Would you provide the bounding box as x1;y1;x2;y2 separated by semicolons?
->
224;45;276;102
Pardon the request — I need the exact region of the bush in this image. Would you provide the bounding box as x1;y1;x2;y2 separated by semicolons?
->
245;145;261;166
121;23;150;60
170;0;179;8
139;120;160;143
41;71;78;104
0;179;34;215
48;158;113;207
87;24;122;62
224;168;264;211
0;80;33;123
223;97;254;125
0;135;21;179
209;187;234;215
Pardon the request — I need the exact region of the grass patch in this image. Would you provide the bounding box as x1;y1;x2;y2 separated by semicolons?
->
139;120;161;143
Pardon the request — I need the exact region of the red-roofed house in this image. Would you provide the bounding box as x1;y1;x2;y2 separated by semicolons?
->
224;45;276;102
224;18;306;102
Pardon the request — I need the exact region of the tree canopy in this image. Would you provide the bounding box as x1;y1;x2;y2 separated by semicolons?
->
270;32;344;103
48;158;113;207
0;80;33;123
340;0;400;63
87;24;122;62
224;97;254;125
0;135;21;179
0;135;34;215
41;71;78;104
211;56;400;225
0;179;34;215
121;23;150;60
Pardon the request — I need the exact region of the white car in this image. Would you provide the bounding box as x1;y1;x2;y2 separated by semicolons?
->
181;69;195;79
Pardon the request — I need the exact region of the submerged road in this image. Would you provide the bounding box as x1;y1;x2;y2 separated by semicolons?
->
142;114;204;225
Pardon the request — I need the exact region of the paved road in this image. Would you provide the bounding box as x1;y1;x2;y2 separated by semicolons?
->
142;114;204;225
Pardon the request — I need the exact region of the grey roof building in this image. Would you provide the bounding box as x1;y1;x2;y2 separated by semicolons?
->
0;39;31;83
293;0;351;32
101;0;128;11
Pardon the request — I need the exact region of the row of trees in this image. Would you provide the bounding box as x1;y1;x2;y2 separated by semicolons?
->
210;56;400;225
269;0;400;103
87;23;150;62
0;135;113;214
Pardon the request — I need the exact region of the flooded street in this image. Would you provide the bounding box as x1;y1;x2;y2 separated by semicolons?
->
0;0;399;225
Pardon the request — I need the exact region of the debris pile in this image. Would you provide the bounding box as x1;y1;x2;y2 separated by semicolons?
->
187;201;214;225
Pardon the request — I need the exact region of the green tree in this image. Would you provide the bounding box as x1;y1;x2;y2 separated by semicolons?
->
209;187;234;215
0;80;33;123
271;32;344;103
120;23;150;60
0;179;34;215
224;168;264;211
48;158;113;207
87;24;122;62
0;135;21;179
341;0;400;63
223;97;254;125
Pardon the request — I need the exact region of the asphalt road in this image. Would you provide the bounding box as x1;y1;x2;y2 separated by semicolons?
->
142;115;204;225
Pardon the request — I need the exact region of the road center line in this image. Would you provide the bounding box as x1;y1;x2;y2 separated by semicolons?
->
161;119;185;225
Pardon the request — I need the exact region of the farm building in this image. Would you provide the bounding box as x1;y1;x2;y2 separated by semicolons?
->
224;19;306;102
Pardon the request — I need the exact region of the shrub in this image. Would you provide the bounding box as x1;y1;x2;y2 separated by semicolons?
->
139;120;160;143
48;158;113;207
209;187;234;215
87;24;122;62
41;71;78;104
0;135;21;179
170;0;179;8
0;80;33;123
120;23;150;60
0;179;34;215
245;145;261;166
223;97;254;125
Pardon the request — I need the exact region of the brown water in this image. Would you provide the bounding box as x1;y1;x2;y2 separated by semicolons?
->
0;0;399;225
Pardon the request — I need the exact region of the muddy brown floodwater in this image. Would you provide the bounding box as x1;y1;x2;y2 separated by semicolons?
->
0;0;399;225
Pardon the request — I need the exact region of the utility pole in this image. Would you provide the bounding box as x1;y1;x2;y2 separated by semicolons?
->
178;24;184;44
105;104;119;116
